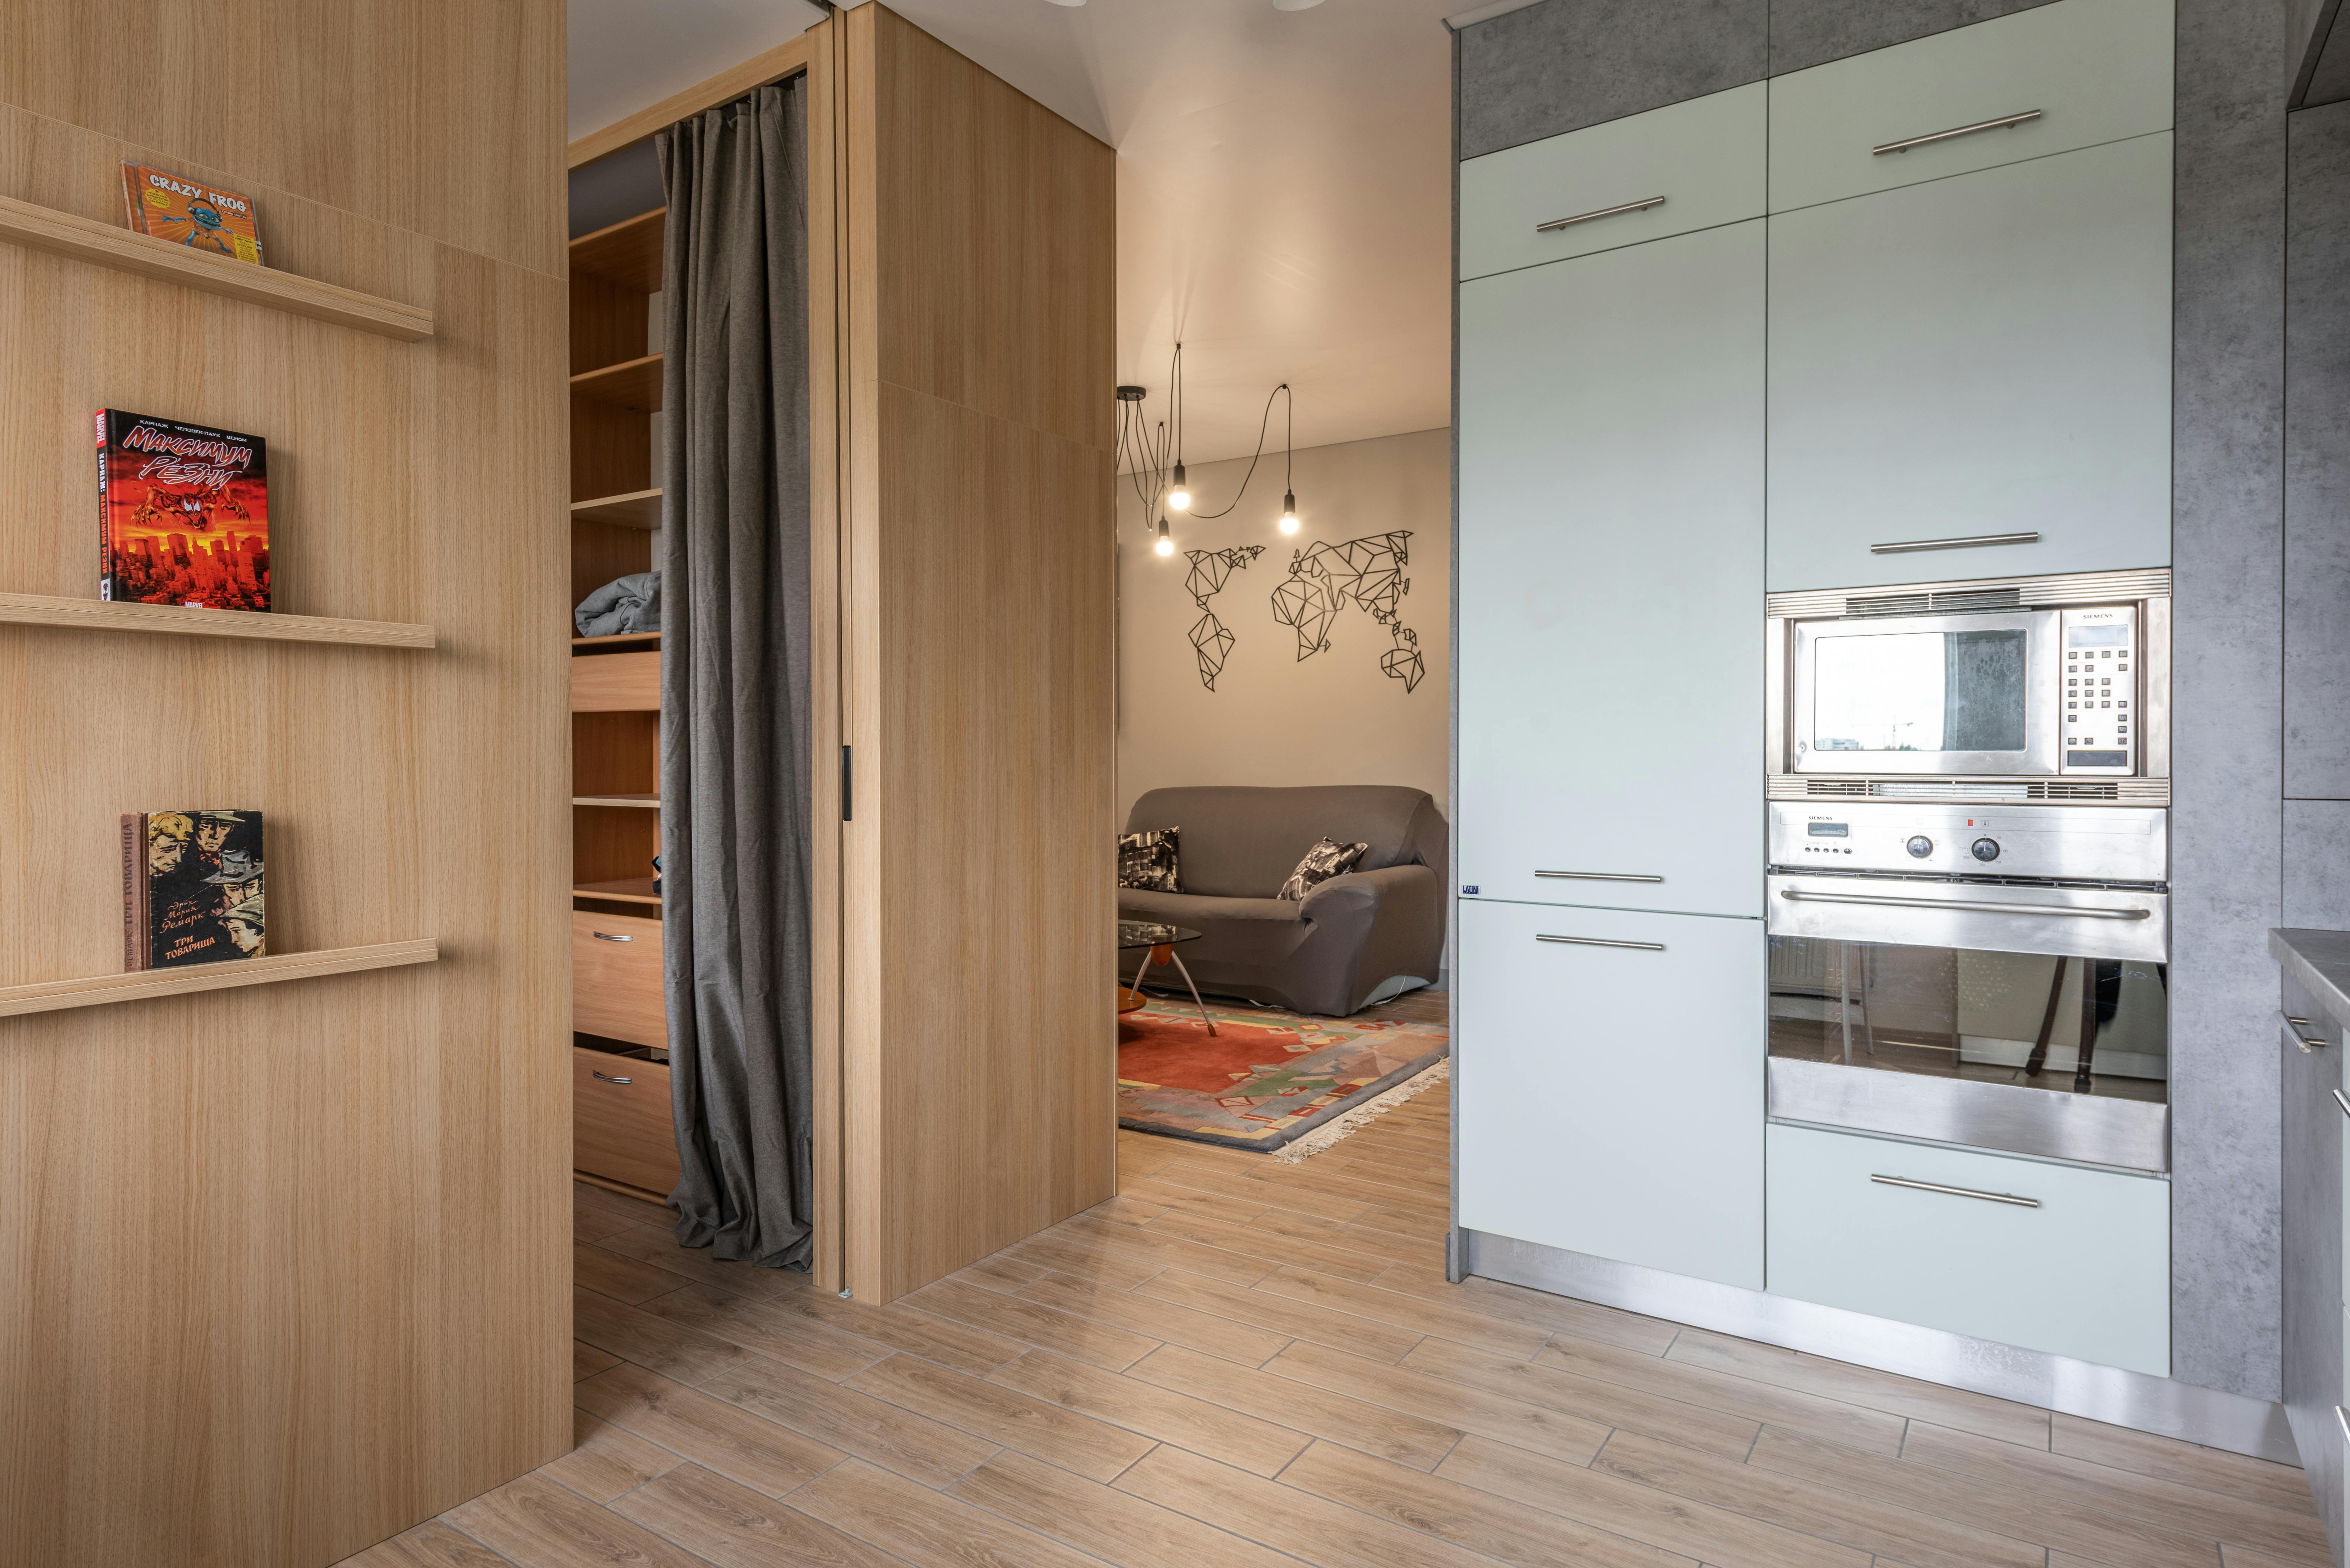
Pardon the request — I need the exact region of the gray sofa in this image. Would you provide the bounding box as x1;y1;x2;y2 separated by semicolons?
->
1118;785;1448;1017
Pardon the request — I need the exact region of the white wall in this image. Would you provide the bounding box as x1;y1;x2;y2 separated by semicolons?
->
1117;426;1451;824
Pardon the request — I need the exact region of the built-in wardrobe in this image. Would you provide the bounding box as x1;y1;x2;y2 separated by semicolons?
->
1453;0;2296;1463
565;4;1118;1307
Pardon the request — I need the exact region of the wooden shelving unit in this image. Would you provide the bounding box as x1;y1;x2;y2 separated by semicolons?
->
571;353;663;412
574;793;660;809
572;208;665;293
0;939;438;1020
0;194;434;342
573;630;661;649
571;488;662;530
0;592;433;647
574;878;660;906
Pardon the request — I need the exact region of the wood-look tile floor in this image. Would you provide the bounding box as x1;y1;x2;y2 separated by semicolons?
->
346;1067;2326;1568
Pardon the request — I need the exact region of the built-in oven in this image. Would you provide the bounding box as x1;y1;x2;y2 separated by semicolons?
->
1763;800;2169;1172
1767;568;2169;803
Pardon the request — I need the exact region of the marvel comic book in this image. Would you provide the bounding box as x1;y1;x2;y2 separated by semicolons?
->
120;811;265;971
119;162;264;265
96;410;270;612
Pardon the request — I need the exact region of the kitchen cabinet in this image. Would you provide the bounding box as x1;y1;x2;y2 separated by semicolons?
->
1457;898;1765;1289
1766;1122;2171;1374
1766;132;2172;592
1458;219;1763;918
2277;931;2350;1560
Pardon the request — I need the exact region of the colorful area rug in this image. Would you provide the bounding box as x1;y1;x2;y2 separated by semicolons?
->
1118;1000;1450;1153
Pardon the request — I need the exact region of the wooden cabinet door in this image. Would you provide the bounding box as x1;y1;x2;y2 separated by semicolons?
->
1456;899;1765;1289
1459;219;1764;918
1766;132;2172;592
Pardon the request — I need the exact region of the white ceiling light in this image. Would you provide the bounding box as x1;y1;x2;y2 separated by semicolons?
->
1042;0;1086;7
1273;0;1327;10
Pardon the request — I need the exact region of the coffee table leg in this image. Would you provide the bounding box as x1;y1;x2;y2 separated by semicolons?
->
1166;951;1217;1036
1129;948;1152;1006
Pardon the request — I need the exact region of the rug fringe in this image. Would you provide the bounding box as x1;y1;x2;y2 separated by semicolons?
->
1272;1059;1449;1164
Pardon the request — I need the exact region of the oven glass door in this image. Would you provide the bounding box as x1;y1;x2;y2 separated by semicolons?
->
1792;610;2058;774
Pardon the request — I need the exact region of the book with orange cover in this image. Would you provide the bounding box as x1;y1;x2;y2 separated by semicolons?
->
96;409;270;612
119;161;264;266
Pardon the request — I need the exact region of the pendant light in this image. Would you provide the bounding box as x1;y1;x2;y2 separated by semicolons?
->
1154;517;1175;556
1165;345;1190;509
1277;388;1299;533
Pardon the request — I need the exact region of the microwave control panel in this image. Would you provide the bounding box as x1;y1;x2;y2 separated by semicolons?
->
1768;801;2168;884
2060;606;2137;775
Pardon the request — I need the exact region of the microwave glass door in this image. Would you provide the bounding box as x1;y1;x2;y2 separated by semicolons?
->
1793;610;2059;774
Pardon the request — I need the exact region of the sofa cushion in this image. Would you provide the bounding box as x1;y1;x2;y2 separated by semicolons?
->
1123;785;1438;899
1277;837;1368;901
1117;826;1181;892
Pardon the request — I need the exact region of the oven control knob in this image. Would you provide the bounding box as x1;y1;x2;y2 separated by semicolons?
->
1971;837;2001;862
1905;835;1933;858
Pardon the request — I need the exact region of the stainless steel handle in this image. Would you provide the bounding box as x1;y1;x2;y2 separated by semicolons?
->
1870;531;2042;555
591;1070;634;1084
1537;933;1666;952
1779;888;2150;920
1874;109;2043;156
2332;1089;2350;1120
2288;1016;2313;1027
2284;1011;2331;1052
592;932;635;943
1872;1173;2040;1208
1535;870;1664;884
2337;1406;2350;1448
1535;195;1665;233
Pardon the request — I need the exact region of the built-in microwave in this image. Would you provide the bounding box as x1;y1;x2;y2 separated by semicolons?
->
1767;569;2169;802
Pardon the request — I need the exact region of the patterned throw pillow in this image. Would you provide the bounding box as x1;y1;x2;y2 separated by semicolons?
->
1118;827;1181;892
1277;836;1369;901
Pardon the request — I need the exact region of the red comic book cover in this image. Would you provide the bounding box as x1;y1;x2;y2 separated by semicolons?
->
119;162;264;266
96;410;270;612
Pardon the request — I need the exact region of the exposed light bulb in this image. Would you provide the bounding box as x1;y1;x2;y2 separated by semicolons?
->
1279;490;1300;534
1168;462;1190;511
1154;517;1175;556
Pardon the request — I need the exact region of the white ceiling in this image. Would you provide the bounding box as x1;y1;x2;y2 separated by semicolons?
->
567;0;1457;464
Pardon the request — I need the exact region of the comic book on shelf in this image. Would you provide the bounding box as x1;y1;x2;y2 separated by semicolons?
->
95;409;270;612
119;162;264;266
120;810;265;971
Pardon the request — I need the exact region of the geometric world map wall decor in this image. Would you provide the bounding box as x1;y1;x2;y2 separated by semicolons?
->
1182;545;1266;690
1270;531;1422;692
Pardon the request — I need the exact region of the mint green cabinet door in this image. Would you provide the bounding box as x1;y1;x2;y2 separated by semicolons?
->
1459;221;1763;915
1458;900;1764;1289
1766;133;2171;593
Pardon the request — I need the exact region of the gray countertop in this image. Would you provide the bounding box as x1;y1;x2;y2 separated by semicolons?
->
2271;927;2350;1027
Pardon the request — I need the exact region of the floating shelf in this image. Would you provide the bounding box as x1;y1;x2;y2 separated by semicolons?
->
572;208;664;294
572;353;663;412
0;939;439;1020
574;794;660;809
572;488;662;530
573;631;661;649
0;194;434;342
575;878;660;906
0;592;434;648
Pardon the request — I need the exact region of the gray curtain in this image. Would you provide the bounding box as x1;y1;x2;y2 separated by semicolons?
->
656;79;814;1270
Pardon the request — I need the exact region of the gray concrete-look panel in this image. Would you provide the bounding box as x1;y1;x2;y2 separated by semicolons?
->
2171;0;2289;1403
2286;802;2350;929
1456;0;1765;161
2288;102;2350;798
1767;0;2061;77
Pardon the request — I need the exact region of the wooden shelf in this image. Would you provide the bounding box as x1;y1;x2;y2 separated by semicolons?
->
0;194;434;343
573;631;661;649
574;794;660;809
572;488;662;530
0;592;434;648
575;878;660;906
572;209;664;294
571;353;663;412
0;939;438;1020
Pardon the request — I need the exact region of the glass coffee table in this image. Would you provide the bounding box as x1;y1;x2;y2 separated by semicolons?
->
1117;919;1216;1036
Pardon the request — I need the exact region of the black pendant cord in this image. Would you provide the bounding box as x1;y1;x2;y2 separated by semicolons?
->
1191;382;1290;520
1117;342;1185;525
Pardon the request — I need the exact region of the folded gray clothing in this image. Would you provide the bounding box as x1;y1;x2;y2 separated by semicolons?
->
575;571;662;637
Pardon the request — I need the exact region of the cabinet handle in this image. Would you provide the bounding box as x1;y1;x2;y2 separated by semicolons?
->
1870;531;2041;555
1873;109;2043;156
2337;1406;2350;1449
1535;195;1665;233
1780;887;2149;920
1535;870;1664;883
2332;1089;2350;1120
1871;1173;2040;1207
1537;933;1665;952
593;932;635;943
591;1070;634;1085
2284;1011;2331;1052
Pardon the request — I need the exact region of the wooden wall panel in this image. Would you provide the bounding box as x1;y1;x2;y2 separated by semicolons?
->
839;4;1117;1304
0;5;570;1564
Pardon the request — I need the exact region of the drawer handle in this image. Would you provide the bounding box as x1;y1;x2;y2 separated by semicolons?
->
1534;195;1665;234
1870;531;2041;555
591;1070;634;1085
1537;933;1666;952
1873;108;2043;156
2338;1406;2350;1448
1536;869;1664;883
1871;1173;2039;1208
593;932;635;943
2285;1011;2331;1052
2332;1089;2350;1121
1780;887;2149;920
